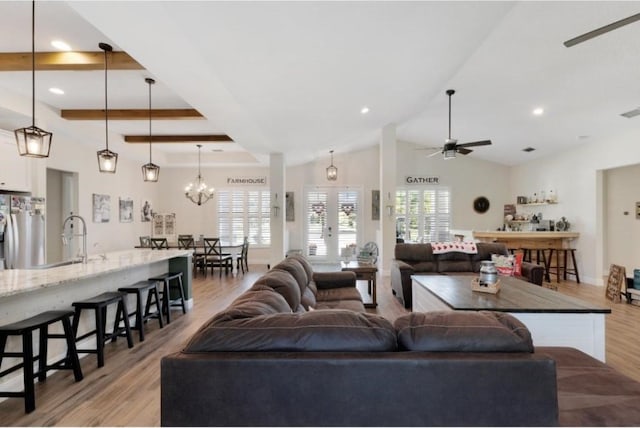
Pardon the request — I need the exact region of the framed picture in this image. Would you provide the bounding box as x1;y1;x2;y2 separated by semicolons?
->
92;193;110;223
286;191;295;222
141;199;153;222
119;198;134;223
372;190;380;220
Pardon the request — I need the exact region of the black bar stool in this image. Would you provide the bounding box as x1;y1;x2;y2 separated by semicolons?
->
546;248;580;284
564;248;580;283
0;310;83;413
118;281;164;342
71;292;134;368
149;272;186;324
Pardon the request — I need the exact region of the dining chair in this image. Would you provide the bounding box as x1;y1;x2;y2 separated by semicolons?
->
203;238;233;278
150;238;169;250
178;236;206;277
236;236;249;274
139;236;151;248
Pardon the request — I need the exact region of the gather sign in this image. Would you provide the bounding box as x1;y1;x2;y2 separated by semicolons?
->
405;176;439;184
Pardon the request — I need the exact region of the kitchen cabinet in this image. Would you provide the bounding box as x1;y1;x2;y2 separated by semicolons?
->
0;133;30;192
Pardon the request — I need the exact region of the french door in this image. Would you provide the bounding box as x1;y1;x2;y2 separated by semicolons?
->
304;187;361;262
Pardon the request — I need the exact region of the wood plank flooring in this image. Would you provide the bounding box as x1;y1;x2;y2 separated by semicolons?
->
1;268;639;426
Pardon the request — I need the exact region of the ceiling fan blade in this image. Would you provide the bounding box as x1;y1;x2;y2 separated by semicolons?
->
457;140;492;148
427;149;443;158
563;13;640;47
457;148;473;155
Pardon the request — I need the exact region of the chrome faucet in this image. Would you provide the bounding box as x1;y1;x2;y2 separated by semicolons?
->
62;214;88;264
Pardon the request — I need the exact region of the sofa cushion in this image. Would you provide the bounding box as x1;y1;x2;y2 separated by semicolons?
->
411;261;438;273
288;254;315;283
316;286;363;302
184;310;397;352
394;311;533;352
253;269;301;311
436;251;473;272
314;299;366;312
301;287;317;309
207;287;292;324
395;243;434;262
273;258;309;296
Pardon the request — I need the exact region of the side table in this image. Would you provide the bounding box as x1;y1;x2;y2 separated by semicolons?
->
341;261;377;308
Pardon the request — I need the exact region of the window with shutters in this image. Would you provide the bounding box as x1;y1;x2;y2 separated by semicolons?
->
395;187;451;242
218;189;271;246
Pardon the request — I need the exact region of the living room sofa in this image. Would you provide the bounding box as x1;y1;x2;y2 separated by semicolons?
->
391;242;545;309
161;254;558;427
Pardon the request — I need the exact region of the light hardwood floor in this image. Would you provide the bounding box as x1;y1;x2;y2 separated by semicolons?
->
1;267;639;426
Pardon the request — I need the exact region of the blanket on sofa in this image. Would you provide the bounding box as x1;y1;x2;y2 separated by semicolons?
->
431;241;478;254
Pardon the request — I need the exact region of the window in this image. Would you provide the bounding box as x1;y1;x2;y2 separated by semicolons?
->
218;189;270;246
395;188;451;242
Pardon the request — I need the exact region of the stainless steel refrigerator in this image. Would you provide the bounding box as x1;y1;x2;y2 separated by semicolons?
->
0;194;45;269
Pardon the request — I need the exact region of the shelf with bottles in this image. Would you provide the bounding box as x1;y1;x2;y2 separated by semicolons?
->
516;201;558;207
516;190;558;206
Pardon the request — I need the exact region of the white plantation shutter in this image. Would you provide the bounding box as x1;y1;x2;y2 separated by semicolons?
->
217;189;271;246
306;191;328;256
396;187;451;242
338;190;358;250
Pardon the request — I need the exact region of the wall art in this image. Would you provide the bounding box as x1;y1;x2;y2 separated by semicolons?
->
92;193;110;223
119;198;134;223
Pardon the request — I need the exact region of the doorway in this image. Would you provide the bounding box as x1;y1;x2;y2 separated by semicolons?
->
46;168;78;263
304;187;361;262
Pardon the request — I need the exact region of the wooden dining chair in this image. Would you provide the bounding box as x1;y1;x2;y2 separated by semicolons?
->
178;236;206;277
203;238;233;278
150;238;169;250
237;236;249;274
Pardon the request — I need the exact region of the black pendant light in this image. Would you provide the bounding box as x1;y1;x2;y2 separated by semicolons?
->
141;78;160;182
326;150;337;181
14;0;52;158
97;42;118;173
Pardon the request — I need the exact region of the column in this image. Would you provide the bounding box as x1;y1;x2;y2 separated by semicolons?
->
270;153;286;267
380;124;397;275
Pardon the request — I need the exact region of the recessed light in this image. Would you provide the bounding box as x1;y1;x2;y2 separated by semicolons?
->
51;40;71;51
532;107;544;116
49;87;64;95
360;106;370;115
522;147;536;152
211;149;223;152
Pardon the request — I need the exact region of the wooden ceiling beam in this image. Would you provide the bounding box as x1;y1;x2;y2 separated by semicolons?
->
124;135;234;143
0;51;143;71
61;109;203;120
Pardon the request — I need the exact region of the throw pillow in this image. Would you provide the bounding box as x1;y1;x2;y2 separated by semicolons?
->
513;252;523;276
492;254;515;276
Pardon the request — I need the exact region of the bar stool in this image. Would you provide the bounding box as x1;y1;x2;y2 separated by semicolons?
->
545;248;580;284
118;281;164;342
0;310;83;413
71;292;134;368
522;248;546;266
148;272;186;324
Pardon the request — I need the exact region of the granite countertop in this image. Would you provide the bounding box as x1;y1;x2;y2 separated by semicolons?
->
0;249;191;299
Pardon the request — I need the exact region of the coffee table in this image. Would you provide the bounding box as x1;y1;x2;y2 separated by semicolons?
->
412;274;611;361
341;261;377;308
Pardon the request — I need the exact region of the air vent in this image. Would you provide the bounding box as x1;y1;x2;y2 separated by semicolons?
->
621;107;640;118
522;147;536;152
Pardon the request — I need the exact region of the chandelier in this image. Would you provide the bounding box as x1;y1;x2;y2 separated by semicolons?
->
185;144;214;205
14;0;53;158
141;77;159;182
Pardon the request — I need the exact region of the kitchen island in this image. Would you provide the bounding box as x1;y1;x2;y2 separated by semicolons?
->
0;249;192;394
473;231;579;249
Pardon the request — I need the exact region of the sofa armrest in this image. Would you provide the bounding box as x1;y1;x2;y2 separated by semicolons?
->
393;259;415;273
521;261;544;286
313;271;357;289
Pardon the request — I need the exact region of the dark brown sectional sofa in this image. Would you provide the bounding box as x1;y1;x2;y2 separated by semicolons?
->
391;242;545;309
161;253;640;427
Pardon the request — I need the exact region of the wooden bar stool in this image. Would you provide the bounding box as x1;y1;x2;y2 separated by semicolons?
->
0;310;83;413
118;281;164;342
563;248;580;284
149;272;186;324
544;248;565;283
72;292;134;368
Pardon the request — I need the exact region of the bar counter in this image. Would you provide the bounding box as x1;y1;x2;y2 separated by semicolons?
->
472;231;579;249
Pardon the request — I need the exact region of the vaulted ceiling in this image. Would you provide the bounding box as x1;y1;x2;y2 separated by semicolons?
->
0;1;639;168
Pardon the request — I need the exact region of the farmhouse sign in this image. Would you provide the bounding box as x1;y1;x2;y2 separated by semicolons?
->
226;176;267;185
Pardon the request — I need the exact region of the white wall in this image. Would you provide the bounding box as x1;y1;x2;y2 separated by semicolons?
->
509;127;640;285
397;141;511;232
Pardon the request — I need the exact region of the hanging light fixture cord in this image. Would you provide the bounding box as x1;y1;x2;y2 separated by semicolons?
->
30;0;35;128
148;78;152;162
104;47;109;150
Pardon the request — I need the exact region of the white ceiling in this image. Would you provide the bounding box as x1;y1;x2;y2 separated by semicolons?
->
0;1;639;168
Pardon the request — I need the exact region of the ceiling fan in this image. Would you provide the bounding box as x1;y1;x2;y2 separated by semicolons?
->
563;13;640;47
423;89;491;160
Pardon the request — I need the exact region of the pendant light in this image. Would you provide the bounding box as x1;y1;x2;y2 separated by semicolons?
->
97;42;118;173
326;150;338;181
14;0;52;158
185;144;214;206
141;78;160;182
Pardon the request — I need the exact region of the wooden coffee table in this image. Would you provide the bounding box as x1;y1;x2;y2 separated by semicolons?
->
412;274;611;361
341;261;377;308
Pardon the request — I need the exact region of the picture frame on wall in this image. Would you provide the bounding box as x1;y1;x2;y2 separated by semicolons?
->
92;193;110;223
372;190;380;220
286;191;294;222
141;199;153;222
119;198;134;223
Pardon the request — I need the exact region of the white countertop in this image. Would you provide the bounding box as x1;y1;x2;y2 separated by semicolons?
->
0;249;191;299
